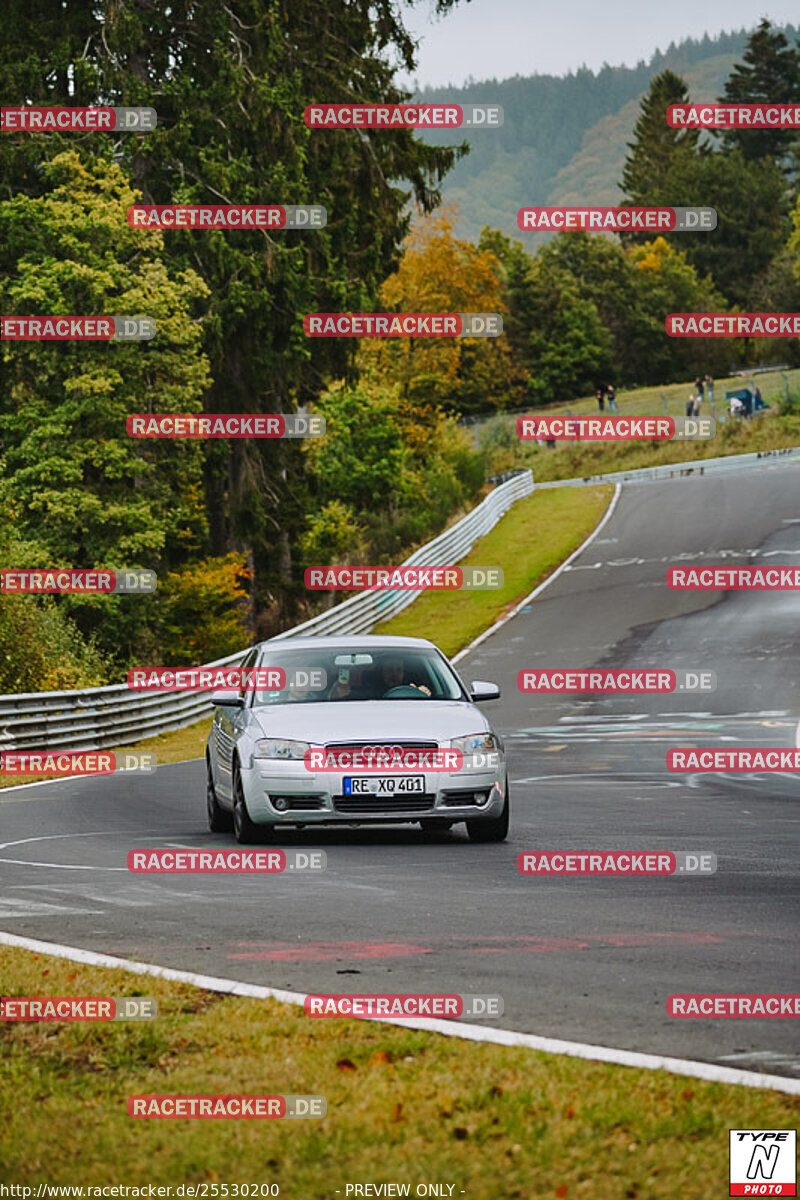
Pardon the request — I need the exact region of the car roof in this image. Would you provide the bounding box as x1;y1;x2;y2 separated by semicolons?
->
257;634;439;651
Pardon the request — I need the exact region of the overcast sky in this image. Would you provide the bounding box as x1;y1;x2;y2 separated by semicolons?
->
397;1;798;87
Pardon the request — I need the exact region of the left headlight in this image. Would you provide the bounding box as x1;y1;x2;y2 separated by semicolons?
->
253;738;309;760
451;732;500;755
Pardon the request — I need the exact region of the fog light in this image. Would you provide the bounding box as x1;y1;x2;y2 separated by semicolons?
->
473;792;489;806
272;797;289;812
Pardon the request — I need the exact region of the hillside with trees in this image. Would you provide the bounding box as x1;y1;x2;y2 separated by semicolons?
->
416;26;798;242
1;8;799;690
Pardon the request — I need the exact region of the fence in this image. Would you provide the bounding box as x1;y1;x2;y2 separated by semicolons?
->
0;470;534;753
534;447;800;490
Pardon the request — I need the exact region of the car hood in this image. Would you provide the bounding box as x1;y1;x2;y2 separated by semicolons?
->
249;700;489;744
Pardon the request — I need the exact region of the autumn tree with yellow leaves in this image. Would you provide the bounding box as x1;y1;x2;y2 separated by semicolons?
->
360;209;524;414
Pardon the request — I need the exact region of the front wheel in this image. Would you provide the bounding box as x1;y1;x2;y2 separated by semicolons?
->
466;785;510;843
206;757;233;833
232;763;261;844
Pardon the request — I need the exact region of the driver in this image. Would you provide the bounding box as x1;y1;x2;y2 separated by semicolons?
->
380;656;405;691
379;656;431;697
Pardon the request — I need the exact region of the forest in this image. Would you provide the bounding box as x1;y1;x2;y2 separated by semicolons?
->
1;5;798;690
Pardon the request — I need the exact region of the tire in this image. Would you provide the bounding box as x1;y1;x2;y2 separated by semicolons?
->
466;784;510;843
232;761;261;844
206;757;233;833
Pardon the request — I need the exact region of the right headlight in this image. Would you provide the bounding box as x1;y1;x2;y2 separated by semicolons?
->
253;738;309;760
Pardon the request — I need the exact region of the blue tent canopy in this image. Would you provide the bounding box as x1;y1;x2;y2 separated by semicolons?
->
725;387;769;413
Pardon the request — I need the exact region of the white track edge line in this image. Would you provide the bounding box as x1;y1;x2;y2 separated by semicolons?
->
1;929;797;1095
453;482;622;664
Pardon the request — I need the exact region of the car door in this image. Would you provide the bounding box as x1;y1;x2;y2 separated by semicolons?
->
213;647;258;801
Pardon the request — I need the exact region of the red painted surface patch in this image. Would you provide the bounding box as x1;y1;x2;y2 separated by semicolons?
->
226;931;723;962
469;932;724;954
228;941;433;962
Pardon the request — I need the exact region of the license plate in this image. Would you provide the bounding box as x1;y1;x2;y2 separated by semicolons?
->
343;775;424;796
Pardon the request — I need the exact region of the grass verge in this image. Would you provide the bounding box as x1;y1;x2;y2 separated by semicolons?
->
0;716;212;793
374;486;612;656
1;944;798;1196
523;412;800;485
496;366;800;421
476;366;800;484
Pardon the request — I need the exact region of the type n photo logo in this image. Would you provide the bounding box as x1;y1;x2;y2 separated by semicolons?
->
729;1130;796;1196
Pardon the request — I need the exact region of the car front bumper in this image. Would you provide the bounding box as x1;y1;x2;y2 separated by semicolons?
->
239;760;507;825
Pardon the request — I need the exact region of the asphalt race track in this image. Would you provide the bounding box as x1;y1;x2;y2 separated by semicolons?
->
2;459;799;1077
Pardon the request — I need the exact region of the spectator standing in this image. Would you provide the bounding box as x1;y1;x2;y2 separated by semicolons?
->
705;374;714;406
596;386;605;412
606;383;618;412
686;393;695;417
692;393;702;417
695;376;705;400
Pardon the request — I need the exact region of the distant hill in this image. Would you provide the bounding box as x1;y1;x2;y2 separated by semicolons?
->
414;25;799;244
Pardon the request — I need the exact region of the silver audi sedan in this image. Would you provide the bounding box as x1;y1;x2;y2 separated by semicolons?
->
205;635;509;843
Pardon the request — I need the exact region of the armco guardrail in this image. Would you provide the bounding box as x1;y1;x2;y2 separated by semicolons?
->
0;470;533;753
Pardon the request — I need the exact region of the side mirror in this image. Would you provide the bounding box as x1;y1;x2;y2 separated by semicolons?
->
470;680;500;702
210;689;244;707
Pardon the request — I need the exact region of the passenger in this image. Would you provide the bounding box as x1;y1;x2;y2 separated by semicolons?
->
286;677;311;702
328;665;369;700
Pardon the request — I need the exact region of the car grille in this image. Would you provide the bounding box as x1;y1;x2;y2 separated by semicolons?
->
333;794;436;815
323;740;439;752
268;794;326;811
327;742;440;814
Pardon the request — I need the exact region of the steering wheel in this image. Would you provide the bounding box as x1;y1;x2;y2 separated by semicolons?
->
383;684;426;699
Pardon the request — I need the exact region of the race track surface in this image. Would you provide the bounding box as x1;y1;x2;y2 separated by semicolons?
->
2;459;799;1077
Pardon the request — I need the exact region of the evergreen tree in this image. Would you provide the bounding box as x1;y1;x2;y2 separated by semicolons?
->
0;152;210;567
720;19;800;167
618;62;791;304
0;150;213;664
621;71;702;224
0;0;470;632
669;148;790;307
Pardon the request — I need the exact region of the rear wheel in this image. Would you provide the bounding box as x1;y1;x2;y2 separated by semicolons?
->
206;757;233;833
466;785;510;843
232;762;260;844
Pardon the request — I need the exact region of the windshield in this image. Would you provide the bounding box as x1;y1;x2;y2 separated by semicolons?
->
252;646;466;705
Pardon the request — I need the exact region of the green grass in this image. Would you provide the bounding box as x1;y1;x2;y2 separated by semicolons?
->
117;715;212;767
0;716;212;792
375;486;612;656
532;367;799;420
476;367;800;483
1;945;798;1195
524;410;800;485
